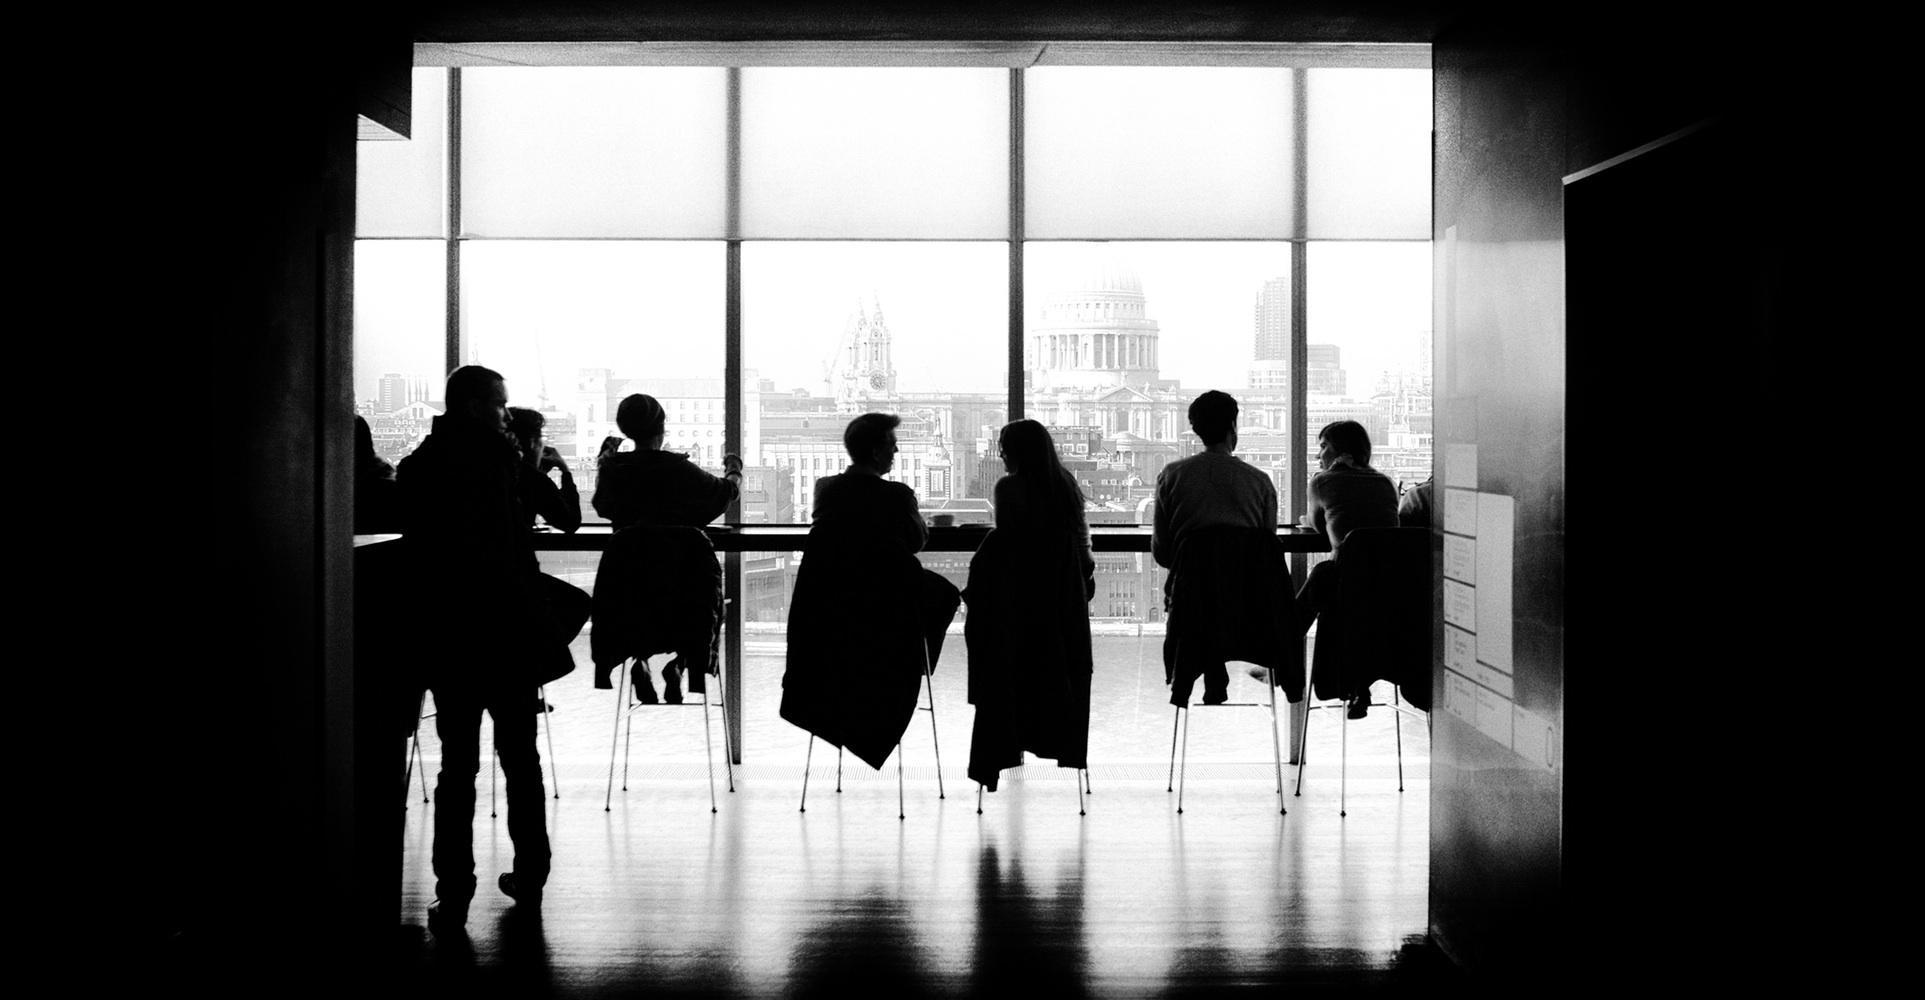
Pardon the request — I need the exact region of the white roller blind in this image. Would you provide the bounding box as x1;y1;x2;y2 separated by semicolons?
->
461;68;728;238
356;69;447;238
739;68;1009;240
1306;69;1432;239
1024;68;1295;240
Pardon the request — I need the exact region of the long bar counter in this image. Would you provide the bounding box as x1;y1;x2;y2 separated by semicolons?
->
524;523;1333;554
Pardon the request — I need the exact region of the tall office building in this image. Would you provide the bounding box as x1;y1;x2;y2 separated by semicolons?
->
1247;275;1292;393
1308;343;1347;396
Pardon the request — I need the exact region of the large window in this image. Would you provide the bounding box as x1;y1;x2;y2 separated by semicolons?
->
357;56;1431;763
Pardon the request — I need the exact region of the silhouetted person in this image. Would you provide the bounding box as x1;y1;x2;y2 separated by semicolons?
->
506;407;592;707
1294;419;1400;715
508;407;582;534
780;412;961;770
1152;390;1279;568
964;419;1095;792
590;393;741;702
811;412;958;663
593;393;741;528
399;365;566;932
1399;473;1435;529
353;414;402;534
1154;391;1289;704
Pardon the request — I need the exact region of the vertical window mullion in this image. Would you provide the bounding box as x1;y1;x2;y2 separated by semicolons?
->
722;67;744;765
444;66;463;376
1008;66;1025;422
1289;68;1310;585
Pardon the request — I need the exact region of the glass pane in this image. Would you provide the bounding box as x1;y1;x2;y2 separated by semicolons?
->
744;242;1008;522
1024;241;1296;522
462;68;728;238
353;240;446;465
1303;241;1434;518
461;241;727;522
1025;68;1294;240
1306;69;1432;240
740;69;1009;239
356;68;446;238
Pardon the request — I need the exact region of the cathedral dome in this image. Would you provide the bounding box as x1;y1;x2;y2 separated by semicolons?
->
1061;252;1142;296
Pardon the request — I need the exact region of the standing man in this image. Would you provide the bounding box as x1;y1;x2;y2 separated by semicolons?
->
399;365;559;932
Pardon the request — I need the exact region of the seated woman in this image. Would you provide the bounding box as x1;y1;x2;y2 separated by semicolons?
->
591;393;742;703
1294;419;1400;715
962;419;1095;792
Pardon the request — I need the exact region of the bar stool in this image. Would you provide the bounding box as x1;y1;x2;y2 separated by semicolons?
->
605;655;734;813
402;687;560;810
1167;667;1287;814
798;644;944;819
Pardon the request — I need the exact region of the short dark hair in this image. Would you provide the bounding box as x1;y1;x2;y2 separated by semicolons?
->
1187;390;1239;446
445;365;505;414
1319;419;1373;466
506;407;545;449
844;412;900;463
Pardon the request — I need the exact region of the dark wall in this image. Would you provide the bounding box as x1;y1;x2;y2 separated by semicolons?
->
1431;3;1759;982
43;6;406;989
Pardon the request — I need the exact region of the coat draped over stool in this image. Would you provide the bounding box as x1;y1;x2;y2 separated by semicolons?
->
780;525;954;770
590;525;723;691
962;526;1094;791
1162;528;1304;706
1307;526;1431;710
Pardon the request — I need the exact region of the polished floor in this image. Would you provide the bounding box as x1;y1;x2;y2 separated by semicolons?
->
397;733;1447;997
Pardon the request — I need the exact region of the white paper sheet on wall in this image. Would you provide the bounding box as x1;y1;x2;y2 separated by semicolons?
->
1512;703;1557;770
1444;442;1477;489
1444;488;1478;536
1444;533;1475;584
1444;578;1476;630
1474;493;1513;675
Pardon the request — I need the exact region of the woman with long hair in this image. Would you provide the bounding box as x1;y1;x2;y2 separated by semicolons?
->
964;419;1096;801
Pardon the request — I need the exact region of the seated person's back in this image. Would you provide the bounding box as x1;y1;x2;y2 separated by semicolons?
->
591;393;741;528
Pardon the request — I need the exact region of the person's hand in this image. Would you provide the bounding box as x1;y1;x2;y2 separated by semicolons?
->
722;453;744;477
599;435;624;460
539;445;568;474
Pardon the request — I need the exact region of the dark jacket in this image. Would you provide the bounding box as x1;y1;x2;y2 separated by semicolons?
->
780;524;934;770
519;460;582;533
812;473;927;554
1308;526;1431;710
589;525;723;688
962;523;1095;790
398;414;574;690
1162;528;1303;706
593;449;736;528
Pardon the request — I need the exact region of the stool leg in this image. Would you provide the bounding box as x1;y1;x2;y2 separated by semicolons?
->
622;692;636;792
540;685;559;800
1393;685;1405;793
605;677;625;812
1077;768;1086;816
1267;668;1287;814
1340;704;1348;818
897;743;906;821
800;736;815;812
923;653;946;799
1177;708;1191;814
1166;706;1181;792
490;746;498;819
403;731;420;808
836;747;844;794
1294;697;1313;798
702;690;718;814
976;782;984;815
717;674;736;793
1083;768;1093;795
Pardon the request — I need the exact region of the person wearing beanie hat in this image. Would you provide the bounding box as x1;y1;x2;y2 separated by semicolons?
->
592;393;742;703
